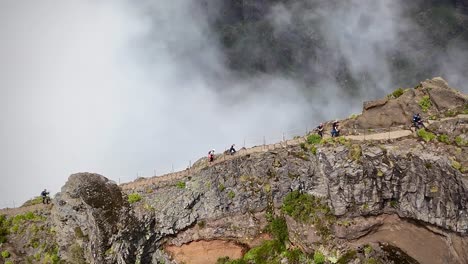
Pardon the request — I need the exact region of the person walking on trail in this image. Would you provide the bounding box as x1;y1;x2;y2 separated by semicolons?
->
315;123;324;138
412;113;425;129
229;144;236;155
41;189;50;204
208;149;215;162
331;120;340;137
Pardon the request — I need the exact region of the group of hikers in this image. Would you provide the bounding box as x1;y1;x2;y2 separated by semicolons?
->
315;120;340;138
207;144;236;162
208;113;426;162
315;113;425;138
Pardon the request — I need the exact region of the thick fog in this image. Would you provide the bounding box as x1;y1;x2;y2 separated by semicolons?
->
0;0;466;207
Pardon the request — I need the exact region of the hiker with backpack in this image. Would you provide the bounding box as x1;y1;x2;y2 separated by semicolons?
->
41;189;50;204
208;149;215;162
412;113;425;129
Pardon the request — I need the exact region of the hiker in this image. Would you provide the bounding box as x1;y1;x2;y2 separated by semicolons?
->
208;149;215;162
41;189;50;204
315;123;324;138
412;113;425;129
331;120;340;137
229;144;236;155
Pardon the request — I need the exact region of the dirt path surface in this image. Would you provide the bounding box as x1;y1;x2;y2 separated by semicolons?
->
165;240;244;264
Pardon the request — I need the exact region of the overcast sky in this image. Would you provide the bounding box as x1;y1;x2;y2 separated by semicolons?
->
0;0;466;207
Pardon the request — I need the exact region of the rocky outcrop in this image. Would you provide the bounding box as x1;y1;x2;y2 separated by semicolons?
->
52;173;127;264
344;77;467;129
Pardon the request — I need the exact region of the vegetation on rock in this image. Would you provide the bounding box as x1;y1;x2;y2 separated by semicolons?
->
127;193;142;204
418;96;432;112
417;129;436;142
282;191;335;239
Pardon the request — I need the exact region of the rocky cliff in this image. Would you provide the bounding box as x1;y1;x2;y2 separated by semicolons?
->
0;78;467;264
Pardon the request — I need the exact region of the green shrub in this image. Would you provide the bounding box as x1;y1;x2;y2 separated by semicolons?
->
282;248;305;263
349;144;362;161
452;160;462;171
5;260;13;264
0;215;9;243
1;250;10;258
307;134;322;145
364;245;373;255
314;251;325;264
437;134;450;144
455;136;467;147
176;181;186;189
417;129;436;142
337;136;350;146
444;110;457;117
127;193;142;204
282;191;334;238
265;217;288;244
390;88;404;98
218;184;226;192
243;240;284;264
310;145;317;155
228;190;235;199
418;95;432;112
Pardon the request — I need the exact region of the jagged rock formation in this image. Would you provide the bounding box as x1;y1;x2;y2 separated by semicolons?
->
343;77;467;130
52;173;127;263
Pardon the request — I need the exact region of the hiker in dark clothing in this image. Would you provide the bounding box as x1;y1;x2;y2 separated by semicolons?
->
315;123;324;138
331;120;340;137
41;189;50;204
229;144;236;155
412;113;425;129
